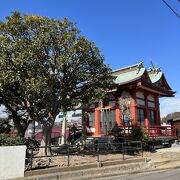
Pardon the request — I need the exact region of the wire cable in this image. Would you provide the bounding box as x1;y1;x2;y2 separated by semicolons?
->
162;0;180;19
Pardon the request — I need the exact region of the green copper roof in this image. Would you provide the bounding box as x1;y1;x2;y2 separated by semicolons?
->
112;62;175;96
148;68;163;83
113;62;145;85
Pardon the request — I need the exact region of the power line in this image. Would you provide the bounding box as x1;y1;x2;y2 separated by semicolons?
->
162;0;180;19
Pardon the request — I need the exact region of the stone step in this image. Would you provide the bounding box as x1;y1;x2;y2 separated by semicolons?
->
25;158;152;180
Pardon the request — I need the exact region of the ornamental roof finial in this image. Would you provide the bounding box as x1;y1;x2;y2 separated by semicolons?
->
150;61;161;73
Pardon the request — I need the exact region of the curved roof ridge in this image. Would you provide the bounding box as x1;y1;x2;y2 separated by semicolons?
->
113;62;146;85
113;61;144;73
147;67;162;73
111;62;175;97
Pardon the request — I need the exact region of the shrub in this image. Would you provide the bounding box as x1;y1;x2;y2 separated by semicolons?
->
111;122;123;137
131;125;148;141
0;134;40;148
0;134;25;146
131;125;149;149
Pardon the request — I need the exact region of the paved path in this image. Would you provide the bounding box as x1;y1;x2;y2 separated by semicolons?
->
143;145;180;169
98;168;180;180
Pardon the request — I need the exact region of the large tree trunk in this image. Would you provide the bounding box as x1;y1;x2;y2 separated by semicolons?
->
6;105;29;137
16;125;27;137
38;120;54;156
13;117;29;137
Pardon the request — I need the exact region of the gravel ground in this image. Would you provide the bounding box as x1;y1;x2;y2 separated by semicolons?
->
49;153;138;167
30;145;180;170
31;151;141;169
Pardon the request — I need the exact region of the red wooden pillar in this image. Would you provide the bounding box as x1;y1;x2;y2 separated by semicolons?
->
130;92;136;125
115;108;121;126
144;93;149;128
144;117;149;128
155;96;161;125
94;108;101;137
115;98;121;126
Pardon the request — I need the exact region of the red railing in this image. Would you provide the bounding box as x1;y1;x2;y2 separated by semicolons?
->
110;125;176;138
146;125;176;138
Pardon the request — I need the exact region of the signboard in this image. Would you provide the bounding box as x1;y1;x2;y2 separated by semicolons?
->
0;146;26;179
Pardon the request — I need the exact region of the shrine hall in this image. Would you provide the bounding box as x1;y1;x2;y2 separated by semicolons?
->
85;62;176;137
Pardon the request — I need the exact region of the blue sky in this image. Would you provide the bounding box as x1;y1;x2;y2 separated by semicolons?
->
0;0;180;117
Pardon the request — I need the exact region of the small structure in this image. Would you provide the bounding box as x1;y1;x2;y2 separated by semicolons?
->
167;117;180;140
85;62;176;140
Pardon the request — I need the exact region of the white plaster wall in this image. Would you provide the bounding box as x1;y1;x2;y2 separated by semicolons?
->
0;145;26;180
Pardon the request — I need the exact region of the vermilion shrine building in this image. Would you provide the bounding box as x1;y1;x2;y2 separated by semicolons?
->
85;62;176;138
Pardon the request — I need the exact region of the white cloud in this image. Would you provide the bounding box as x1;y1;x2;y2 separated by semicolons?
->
0;105;8;119
160;93;180;118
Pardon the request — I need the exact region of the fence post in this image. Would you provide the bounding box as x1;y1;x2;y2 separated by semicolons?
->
67;144;70;167
122;143;125;160
141;141;143;157
97;143;100;163
30;147;33;170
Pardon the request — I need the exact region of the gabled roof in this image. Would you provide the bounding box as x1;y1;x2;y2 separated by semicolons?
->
167;117;180;123
148;68;172;90
112;62;175;97
113;62;145;85
172;117;180;122
148;68;163;83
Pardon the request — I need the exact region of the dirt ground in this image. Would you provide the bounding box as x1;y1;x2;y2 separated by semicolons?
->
32;153;137;168
30;145;180;170
31;149;142;169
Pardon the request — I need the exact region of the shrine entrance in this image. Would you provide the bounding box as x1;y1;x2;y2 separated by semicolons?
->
99;108;116;136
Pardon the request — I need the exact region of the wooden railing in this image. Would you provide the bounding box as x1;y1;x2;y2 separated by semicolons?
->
109;125;176;138
146;125;176;138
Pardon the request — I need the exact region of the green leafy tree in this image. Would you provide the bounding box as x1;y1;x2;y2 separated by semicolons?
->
0;12;114;155
0;118;11;134
0;102;30;137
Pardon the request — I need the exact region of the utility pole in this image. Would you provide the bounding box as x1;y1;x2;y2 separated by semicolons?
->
61;111;67;145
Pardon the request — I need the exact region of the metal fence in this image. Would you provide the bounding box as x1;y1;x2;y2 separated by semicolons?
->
26;140;143;170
